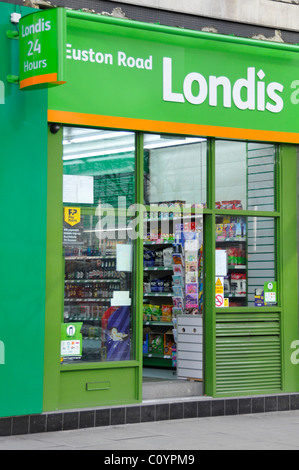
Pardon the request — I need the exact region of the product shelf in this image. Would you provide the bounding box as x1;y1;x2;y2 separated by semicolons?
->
67;316;102;321
144;266;173;271
225;293;246;298
144;215;202;222
65;279;121;283
64;298;111;302
65;255;116;260
227;265;247;270
216;237;246;243
82;337;101;341
143;353;172;360
143;240;175;245
143;321;174;326
143;293;173;297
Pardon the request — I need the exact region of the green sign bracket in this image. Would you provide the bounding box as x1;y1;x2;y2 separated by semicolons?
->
6;30;19;39
7;28;20;84
7;75;20;85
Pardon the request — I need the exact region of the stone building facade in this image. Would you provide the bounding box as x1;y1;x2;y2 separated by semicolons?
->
4;0;299;43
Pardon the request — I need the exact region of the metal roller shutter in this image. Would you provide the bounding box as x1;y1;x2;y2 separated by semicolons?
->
216;313;281;395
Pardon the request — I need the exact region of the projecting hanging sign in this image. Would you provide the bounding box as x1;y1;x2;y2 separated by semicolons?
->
19;8;66;89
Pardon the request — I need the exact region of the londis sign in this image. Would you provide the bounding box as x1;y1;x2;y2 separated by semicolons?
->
19;8;66;89
44;10;299;143
163;60;283;114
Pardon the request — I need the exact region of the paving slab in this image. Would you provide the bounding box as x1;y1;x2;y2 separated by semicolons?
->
1;411;299;450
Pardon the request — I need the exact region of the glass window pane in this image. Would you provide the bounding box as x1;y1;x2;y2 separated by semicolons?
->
62;127;135;364
144;134;207;207
215;216;277;308
215;140;276;211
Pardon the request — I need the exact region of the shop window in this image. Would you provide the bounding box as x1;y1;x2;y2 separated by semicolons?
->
144;134;207;207
215;140;276;211
215;216;277;308
62;127;136;364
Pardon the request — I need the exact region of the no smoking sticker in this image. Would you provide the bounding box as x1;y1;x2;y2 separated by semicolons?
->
215;294;224;307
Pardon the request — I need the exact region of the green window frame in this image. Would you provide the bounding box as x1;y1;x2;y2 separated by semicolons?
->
43;126;298;409
203;138;284;396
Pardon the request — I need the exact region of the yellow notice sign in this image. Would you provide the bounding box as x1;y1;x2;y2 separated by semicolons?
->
64;207;81;226
215;277;224;294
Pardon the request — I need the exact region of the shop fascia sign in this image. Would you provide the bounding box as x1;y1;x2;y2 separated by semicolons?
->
63;30;287;114
16;8;299;141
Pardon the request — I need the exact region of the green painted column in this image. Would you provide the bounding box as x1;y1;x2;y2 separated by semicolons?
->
280;144;299;391
43;127;64;412
0;3;48;417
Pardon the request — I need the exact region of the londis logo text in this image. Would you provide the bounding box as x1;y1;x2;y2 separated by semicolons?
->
0;80;4;104
21;17;51;37
163;58;284;113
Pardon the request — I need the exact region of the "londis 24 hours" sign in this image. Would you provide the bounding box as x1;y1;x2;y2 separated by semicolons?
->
19;8;66;89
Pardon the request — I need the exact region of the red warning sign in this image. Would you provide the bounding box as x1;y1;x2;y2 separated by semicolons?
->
215;294;224;308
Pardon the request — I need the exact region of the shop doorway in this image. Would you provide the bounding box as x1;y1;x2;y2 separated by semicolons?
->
142;133;206;399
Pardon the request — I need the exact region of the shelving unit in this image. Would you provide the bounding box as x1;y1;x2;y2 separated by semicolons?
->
142;204;204;374
143;233;175;369
63;211;132;363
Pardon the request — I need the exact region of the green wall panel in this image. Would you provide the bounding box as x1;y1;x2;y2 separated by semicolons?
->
0;2;48;417
43;127;64;412
59;365;140;409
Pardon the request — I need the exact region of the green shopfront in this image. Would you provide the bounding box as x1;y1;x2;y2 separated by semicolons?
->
1;3;299;422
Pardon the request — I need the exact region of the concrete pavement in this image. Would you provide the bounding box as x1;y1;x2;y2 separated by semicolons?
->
0;410;299;450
